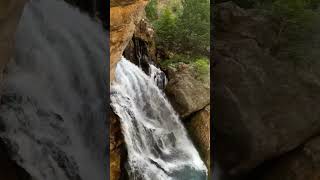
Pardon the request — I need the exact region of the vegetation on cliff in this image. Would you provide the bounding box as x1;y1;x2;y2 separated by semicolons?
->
146;0;210;80
148;0;209;55
160;55;209;80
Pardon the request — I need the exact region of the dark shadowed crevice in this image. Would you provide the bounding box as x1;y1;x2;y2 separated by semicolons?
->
0;138;31;180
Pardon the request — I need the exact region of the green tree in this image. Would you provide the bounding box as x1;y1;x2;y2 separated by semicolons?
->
146;0;158;21
176;0;210;55
154;8;178;52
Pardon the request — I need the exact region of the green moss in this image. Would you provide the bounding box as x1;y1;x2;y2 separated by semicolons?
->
194;58;210;77
160;54;209;80
159;54;193;68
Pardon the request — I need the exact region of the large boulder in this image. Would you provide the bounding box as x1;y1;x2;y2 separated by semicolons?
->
213;1;320;177
186;105;210;169
260;136;320;180
165;64;210;118
110;0;149;81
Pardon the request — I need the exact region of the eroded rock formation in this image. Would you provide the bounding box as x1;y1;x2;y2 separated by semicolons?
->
123;18;156;73
110;0;149;81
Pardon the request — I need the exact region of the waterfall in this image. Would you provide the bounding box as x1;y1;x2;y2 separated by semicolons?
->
0;0;107;179
110;57;207;180
149;64;167;90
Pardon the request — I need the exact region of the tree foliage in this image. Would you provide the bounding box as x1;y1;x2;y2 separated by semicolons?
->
153;8;178;53
145;0;158;21
148;0;210;57
177;0;210;55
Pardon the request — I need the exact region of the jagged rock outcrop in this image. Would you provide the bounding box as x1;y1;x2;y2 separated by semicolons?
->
123;18;156;73
186;105;210;169
261;136;320;180
213;1;320;177
165;63;210;118
110;0;149;81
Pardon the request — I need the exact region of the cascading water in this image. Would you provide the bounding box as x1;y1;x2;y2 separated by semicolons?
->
0;0;107;180
110;57;208;180
149;64;167;90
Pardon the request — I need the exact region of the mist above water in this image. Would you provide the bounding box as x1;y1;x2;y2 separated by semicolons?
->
0;0;107;179
110;57;207;180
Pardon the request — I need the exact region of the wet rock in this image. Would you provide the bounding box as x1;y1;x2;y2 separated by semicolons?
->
186;105;210;169
123;18;157;72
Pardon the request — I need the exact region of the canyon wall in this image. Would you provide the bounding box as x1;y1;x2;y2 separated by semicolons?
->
110;0;148;81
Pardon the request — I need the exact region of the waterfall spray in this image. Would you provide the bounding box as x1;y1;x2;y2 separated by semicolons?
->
0;0;107;179
111;57;207;180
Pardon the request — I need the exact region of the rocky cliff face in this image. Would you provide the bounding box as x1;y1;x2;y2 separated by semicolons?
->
123;18;156;74
213;2;320;179
110;0;148;81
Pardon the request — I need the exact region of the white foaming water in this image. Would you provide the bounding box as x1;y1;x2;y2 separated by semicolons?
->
0;0;107;179
149;64;168;89
111;57;207;180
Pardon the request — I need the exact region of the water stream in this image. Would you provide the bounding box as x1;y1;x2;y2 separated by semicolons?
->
110;57;207;180
0;0;107;179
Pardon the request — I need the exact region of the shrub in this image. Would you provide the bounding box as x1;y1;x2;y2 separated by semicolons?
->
151;0;210;57
194;58;210;78
159;54;193;68
159;54;209;80
176;0;210;55
146;0;158;21
153;8;178;53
